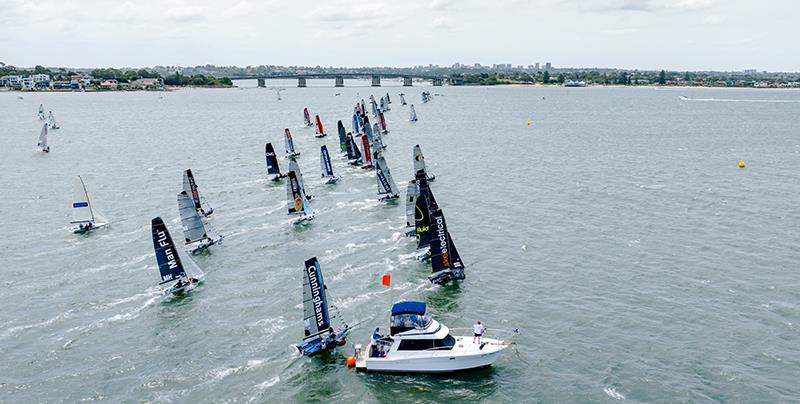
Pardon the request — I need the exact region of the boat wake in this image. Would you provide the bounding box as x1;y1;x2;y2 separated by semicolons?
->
604;387;625;400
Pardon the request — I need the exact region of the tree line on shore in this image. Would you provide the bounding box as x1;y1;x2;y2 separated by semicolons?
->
0;65;233;87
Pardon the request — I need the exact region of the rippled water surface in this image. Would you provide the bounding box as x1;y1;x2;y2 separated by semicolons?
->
1;82;799;403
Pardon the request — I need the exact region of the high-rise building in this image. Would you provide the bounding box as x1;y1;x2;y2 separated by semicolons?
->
535;63;540;71
545;62;552;71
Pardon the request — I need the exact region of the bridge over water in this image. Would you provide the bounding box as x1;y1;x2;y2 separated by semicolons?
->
229;73;447;87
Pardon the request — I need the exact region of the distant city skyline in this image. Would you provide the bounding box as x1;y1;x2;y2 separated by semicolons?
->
1;0;797;72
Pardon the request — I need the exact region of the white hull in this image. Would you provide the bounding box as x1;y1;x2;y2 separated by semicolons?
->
358;336;507;373
71;221;109;234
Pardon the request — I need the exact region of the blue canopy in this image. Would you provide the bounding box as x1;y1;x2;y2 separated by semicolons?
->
391;301;426;316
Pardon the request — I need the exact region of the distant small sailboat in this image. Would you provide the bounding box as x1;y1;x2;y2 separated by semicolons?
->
404;180;418;236
182;169;214;217
409;104;418;122
413;145;435;181
38;104;46;120
422;91;431;103
361;134;374;169
265;142;287;181
399;93;407;106
303;107;313;127
371;97;379;117
295;256;349;356
285;128;300;158
315;115;326;138
151;216;203;295
48;111;60;129
320;145;340;184
375;155;400;201
37;123;50;153
352;113;361;135
70;175;109;233
427;205;465;285
380;96;390;112
378;111;389;134
345;133;363;165
337;120;348;153
286;171;315;223
385;92;391;104
178;191;223;254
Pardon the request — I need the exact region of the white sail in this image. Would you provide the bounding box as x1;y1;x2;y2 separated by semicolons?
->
71;176;95;224
38;104;45;120
409;104;418;121
375;155;399;198
178;191;208;244
405;180;418;229
288;159;306;191
48;111;60;129
37;123;49;152
413;145;426;174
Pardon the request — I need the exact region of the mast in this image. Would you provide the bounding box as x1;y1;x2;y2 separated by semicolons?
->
151;217;187;284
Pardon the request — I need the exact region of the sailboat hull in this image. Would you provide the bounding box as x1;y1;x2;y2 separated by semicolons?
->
187;236;223;254
71;222;109;234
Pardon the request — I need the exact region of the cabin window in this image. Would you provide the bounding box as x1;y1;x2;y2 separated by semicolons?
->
398;339;434;351
433;335;456;350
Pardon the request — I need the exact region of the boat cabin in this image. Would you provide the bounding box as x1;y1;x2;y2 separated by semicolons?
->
390;301;431;336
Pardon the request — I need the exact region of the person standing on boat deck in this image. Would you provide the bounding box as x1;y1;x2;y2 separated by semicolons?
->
473;320;485;344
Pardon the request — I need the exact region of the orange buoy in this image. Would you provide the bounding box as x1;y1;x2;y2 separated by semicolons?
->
346;356;356;367
381;274;391;287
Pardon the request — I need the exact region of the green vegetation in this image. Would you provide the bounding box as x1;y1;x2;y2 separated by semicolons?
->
163;72;233;87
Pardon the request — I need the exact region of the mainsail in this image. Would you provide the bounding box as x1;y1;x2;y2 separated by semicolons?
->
152;216;187;284
37;123;49;151
315;115;325;137
375;155;399;199
303;107;312;126
413;144;434;180
302;256;332;339
361;135;373;167
405;180;419;232
265;142;285;180
284;128;299;157
385;92;391;104
38;104;45;120
286;171;314;218
379;111;389;133
400;94;407;105
178;191;208;244
352;113;361;135
337;120;347;152
409;104;418;121
320;145;336;178
372;123;385;151
346;133;362;164
363;116;374;142
71;175;95;224
415;181;432;249
428;207;465;282
48;111;60;129
182;169;212;216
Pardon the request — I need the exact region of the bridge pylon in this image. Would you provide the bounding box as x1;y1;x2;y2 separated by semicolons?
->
403;77;413;86
335;76;344;87
297;77;307;87
371;76;381;87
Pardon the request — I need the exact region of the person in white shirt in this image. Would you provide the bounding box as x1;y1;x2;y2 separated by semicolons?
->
473;320;485;344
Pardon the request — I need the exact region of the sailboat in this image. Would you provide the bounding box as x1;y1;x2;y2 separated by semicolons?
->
182;169;214;217
375;155;400;201
427;205;465;285
372;123;386;152
337;120;348;153
380;96;390;112
295;256;349;356
37;123;50;153
48;111;60;130
288;159;314;200
371;97;379;117
265;142;287;181
286;171;315;223
303;107;313;127
38;104;46;120
285;128;300;158
320;145;340;184
345;133;363;166
70;175;109;233
363;116;374;143
385;92;391;104
413;145;435;181
315;115;326;138
178;191;223;254
414;175;433;260
409;104;418;122
378;111;389;134
405;180;418;236
151;216;204;295
352;113;361;135
361;135;374;169
399;93;407;106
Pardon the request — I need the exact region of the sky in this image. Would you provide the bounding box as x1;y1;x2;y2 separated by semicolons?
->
1;0;798;71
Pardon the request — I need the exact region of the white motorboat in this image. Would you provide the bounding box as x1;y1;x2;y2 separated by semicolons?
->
354;302;510;373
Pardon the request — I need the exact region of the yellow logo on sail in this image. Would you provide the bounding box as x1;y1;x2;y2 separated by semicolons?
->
294;195;303;211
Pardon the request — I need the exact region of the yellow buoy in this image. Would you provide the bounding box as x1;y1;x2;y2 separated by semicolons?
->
346;356;356;367
739;160;746;168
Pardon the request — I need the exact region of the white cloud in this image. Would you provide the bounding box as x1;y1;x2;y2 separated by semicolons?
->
165;6;207;22
430;0;455;10
432;16;453;30
703;14;725;24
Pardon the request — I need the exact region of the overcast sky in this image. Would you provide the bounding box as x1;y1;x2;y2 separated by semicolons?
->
1;0;797;71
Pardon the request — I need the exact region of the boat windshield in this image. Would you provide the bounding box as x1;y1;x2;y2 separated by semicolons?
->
390;314;431;335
